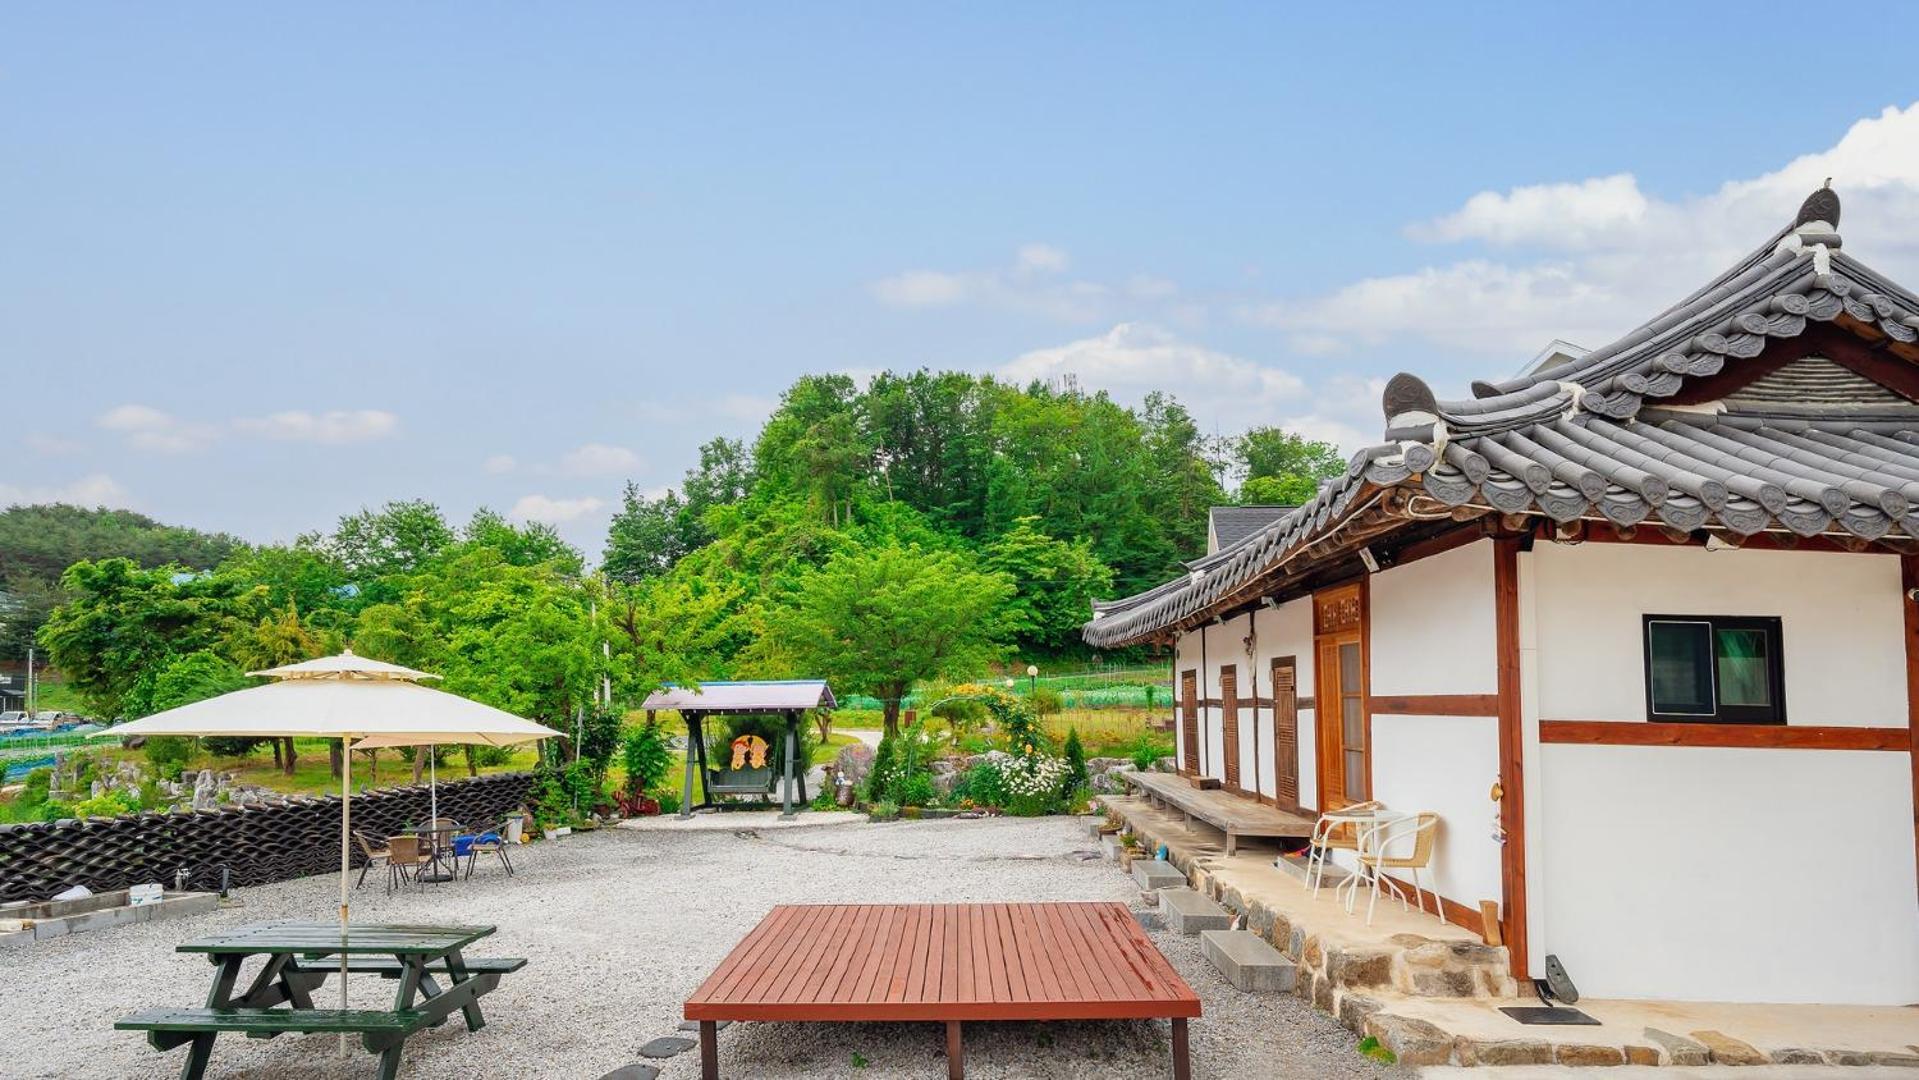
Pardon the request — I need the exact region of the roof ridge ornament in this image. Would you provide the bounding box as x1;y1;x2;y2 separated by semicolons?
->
1776;181;1842;269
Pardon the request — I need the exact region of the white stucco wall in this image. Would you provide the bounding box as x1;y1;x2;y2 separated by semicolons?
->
1370;540;1498;696
1537;742;1918;1004
1530;543;1905;726
1525;541;1918;1005
1203;613;1252;784
1251;599;1316;805
1370;712;1504;911
1173;630;1203;774
1359;540;1504;909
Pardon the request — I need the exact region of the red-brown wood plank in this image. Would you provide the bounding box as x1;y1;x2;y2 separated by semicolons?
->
686;902;1200;1023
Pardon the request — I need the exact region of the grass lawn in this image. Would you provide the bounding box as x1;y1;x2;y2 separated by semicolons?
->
828;707;1166;758
91;737;542;796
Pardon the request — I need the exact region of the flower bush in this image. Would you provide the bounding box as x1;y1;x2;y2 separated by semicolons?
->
999;753;1069;816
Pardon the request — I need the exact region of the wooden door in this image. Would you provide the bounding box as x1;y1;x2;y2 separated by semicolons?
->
1179;670;1200;776
1219;665;1240;792
1313;584;1369;809
1271;656;1299;810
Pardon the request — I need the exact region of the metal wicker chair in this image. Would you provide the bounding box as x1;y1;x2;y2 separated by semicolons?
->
386;835;429;894
463;818;515;880
353;830;391;889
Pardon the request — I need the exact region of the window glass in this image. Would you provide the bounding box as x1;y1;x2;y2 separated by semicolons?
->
1343;749;1367;799
1342;697;1364;746
1338;642;1360;689
1648;620;1713;715
1715;628;1771;707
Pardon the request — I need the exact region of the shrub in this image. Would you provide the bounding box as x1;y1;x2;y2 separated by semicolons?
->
961;761;1006;808
1128;732;1171;773
144;736;195;781
73;789;139;819
201;736;268;759
621;720;672;797
473;745;514;768
18;767;52;807
1065;786;1095;815
869;800;900;821
894;772;936;807
1000;754;1068;816
652;785;681;816
1030;686;1063;715
1062;728;1088;792
865;728;899;803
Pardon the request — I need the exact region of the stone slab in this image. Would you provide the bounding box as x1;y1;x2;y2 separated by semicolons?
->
599;1067;660;1080
1159;887;1232;935
1200;929;1297;993
638;1035;696;1059
1131;859;1184;891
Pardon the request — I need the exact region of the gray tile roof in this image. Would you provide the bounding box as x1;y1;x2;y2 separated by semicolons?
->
1209;505;1297;551
1084;186;1919;648
641;680;837;713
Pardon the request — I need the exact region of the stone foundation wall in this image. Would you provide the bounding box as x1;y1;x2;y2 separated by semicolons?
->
0;772;533;902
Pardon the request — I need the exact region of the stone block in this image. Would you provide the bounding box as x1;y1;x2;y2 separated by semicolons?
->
1200;929;1296;993
1100;835;1122;861
1363;1013;1453;1067
1624;1044;1660;1066
1767;1047;1824;1065
1691;1029;1766;1066
638;1036;695;1059
1458;1038;1552;1066
1410;967;1476;997
1643;1028;1709;1066
1330;948;1394;989
1131;859;1184;891
1334;992;1381;1033
1554;1043;1625;1066
1159;888;1231;935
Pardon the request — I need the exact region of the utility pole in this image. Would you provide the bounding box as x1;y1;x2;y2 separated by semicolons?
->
25;646;34;717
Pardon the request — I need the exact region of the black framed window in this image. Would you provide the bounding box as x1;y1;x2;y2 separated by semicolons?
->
1642;615;1785;724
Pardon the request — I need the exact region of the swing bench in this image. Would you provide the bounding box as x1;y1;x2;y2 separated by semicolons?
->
707;736;777;802
642;680;837;820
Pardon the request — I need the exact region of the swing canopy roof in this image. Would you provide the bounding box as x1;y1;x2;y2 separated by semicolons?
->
641;680;836;714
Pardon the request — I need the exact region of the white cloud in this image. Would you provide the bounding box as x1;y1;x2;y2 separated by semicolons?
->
0;473;131;508
558;443;642;476
870;244;1114;322
482;454;518;475
234;409;398;444
1255;102;1919;359
508;494;605;525
95;404;217;453
1001;323;1306;429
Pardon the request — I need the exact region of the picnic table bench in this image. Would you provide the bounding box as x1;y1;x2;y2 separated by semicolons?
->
686;902;1201;1079
115;922;522;1080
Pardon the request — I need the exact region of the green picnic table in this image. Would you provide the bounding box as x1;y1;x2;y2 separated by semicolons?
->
115;922;524;1080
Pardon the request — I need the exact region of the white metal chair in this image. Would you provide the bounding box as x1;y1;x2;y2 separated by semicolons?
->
1345;811;1441;926
1304;801;1382;898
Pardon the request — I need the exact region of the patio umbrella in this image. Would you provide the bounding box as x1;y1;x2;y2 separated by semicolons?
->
94;650;561;1042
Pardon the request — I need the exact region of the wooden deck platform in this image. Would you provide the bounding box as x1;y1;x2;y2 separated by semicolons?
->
684;902;1200;1079
1122;770;1315;854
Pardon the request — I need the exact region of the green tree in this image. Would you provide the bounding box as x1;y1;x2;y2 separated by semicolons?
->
1233;427;1345;504
759;544;1012;735
603;484;695;583
37;559;262;719
147;651;258;757
312;500;455;593
984;517;1115;656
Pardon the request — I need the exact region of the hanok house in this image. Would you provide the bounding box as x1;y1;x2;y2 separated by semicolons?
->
1084;185;1919;1007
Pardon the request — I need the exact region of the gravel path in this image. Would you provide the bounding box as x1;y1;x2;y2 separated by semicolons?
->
12;815;1404;1079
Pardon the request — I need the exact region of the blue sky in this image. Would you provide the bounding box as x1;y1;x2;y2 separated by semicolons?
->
7;5;1919;552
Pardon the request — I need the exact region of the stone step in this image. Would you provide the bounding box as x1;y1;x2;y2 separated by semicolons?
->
1159;887;1232;935
1201;929;1297;993
1131;859;1185;892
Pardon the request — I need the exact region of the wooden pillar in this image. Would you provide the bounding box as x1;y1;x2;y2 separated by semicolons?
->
1493;537;1530;979
1902;556;1919;901
780;711;798;819
699;1020;719;1080
1170;1017;1191;1080
679;712;699;819
945;1020;963;1080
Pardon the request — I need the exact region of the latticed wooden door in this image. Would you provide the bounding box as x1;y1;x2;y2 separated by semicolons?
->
1180;670;1200;776
1219;665;1240;791
1271;656;1299;809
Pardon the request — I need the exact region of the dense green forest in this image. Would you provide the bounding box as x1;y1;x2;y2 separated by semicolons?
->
0;505;243;658
15;370;1343;733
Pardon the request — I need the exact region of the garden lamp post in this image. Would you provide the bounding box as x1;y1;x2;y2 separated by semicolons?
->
1026;664;1039;697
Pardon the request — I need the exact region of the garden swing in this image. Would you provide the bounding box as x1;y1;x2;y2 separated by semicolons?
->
639;680;836;820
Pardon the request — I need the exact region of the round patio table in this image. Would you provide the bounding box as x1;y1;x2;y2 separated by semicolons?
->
408;823;463;884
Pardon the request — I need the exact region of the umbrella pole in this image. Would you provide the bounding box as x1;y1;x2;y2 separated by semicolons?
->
339;736;351;1056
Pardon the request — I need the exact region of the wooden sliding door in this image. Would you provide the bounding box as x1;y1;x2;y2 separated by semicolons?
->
1313;583;1369;809
1220;664;1241;792
1180;669;1200;776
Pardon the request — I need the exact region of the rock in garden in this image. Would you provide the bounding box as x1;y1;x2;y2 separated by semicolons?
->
833;744;874;787
638;1035;696;1058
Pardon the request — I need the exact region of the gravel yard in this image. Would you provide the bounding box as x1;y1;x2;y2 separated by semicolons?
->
11;814;1402;1079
